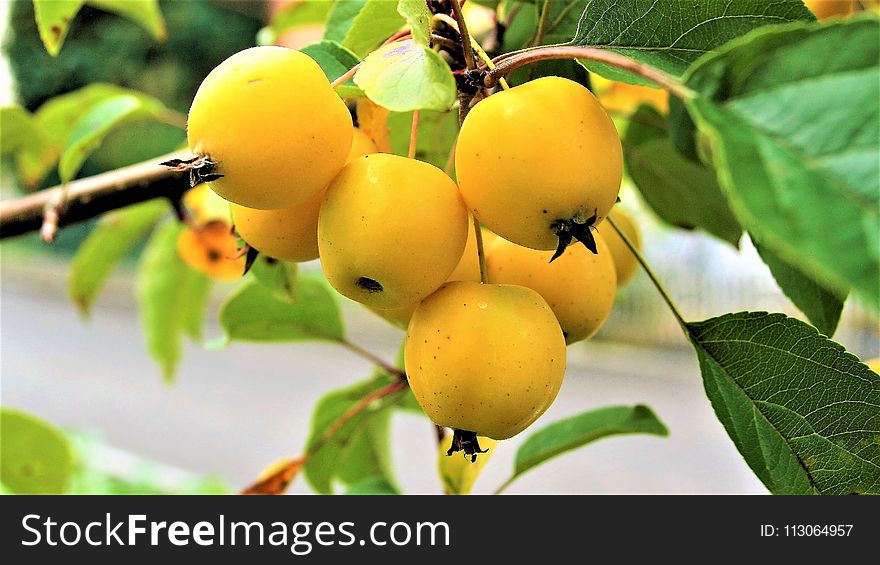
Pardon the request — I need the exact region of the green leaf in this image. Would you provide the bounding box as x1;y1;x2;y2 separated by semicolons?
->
511;405;668;481
87;0;166;41
388;109;459;170
304;376;401;493
136;222;208;382
688;312;880;495
346;476;400;495
624;105;742;246
69;199;168;317
219;275;344;343
250;256;299;304
685;18;880;310
324;0;405;58
59;94;168;182
0;408;75;494
753;238;846;337
180;274;213;343
570;0;814;84
32;0;84;56
258;0;333;46
355;39;457;112
0;106;57;187
300;40;363;99
397;0;431;46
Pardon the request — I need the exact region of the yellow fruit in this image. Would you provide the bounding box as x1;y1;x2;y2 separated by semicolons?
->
456;76;622;251
230;129;378;262
866;358;880;374
804;0;854;19
319;154;468;309
187;46;352;209
596;210;641;286
177;220;245;281
438;433;498;494
406;282;566;444
370;222;496;328
486;232;616;344
592;74;669;114
183;184;231;224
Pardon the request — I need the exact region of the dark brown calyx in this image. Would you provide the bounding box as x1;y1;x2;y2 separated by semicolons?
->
446;429;489;463
549;210;600;262
160;155;223;187
356;277;384;293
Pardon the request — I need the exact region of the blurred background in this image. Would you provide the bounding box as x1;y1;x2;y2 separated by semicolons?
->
1;0;877;495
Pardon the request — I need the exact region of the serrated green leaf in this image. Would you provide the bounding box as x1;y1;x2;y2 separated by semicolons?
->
258;0;333;45
346;476;400;495
0;408;75;494
397;0;431;46
509;405;668;483
300;40;363;99
304;376;401;493
753;238;846;337
0;106;57;187
624;105;742;246
250;256;298;304
570;0;814;84
32;0;84;56
87;0;166;40
69;199;168;317
219;275;344;342
685;18;880;310
136;221;207;382
687;311;880;495
387;109;458;170
59;94;168;182
325;0;405;58
355;40;457;112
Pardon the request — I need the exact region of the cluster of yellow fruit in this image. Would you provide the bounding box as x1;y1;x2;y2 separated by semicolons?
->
186;46;641;458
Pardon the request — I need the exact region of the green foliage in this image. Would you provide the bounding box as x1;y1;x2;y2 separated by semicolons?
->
69;199;168;317
387;109;459;170
304;376;401;494
355;40;457;112
624;105;742;246
753;240;845;337
685;18;880;311
87;0;166;41
300;40;363;98
571;0;814;84
397;0;432;46
324;0;405;58
0;408;75;494
346;476;400;495
32;0;84;56
0;106;56;187
688;312;880;495
506;405;668;487
219;275;345;344
136;222;211;382
250;256;299;304
258;0;333;46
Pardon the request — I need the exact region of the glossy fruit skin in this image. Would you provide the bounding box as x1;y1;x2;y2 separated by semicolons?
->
455;76;622;250
405;282;566;440
369;222;495;328
319;154;468;309
486;231;616;344
230;129;377;262
596;210;641;286
188;46;352;209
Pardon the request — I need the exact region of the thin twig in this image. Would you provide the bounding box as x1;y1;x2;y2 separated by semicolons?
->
408;111;420;159
338;339;406;379
485;46;696;100
331;64;360;89
473;216;488;284
450;0;477;70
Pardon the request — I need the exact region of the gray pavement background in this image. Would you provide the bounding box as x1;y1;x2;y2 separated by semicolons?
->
1;256;767;494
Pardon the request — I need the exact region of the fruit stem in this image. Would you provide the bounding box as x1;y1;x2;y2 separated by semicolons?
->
606;216;689;331
330;64;361;90
473;215;489;284
434;11;509;90
485;47;697;100
531;0;552;47
338;339;407;379
449;0;477;71
408;110;420;159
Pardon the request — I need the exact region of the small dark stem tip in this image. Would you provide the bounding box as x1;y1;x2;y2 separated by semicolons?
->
446;429;489;463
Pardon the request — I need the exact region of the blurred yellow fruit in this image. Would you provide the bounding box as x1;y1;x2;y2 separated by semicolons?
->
438;433;498;495
865;358;880;374
177;220;244;281
804;0;855;19
591;74;669;114
596;210;642;286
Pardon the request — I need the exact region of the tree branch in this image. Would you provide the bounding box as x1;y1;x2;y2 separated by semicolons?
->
0;150;193;240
